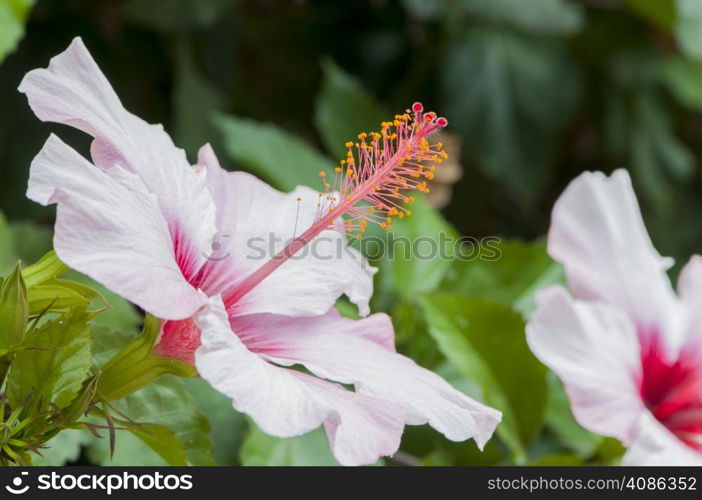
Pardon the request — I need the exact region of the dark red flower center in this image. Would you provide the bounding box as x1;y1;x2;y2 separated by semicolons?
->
639;334;702;452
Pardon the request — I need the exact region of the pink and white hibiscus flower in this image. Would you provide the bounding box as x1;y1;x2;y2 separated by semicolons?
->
527;169;702;465
20;37;501;465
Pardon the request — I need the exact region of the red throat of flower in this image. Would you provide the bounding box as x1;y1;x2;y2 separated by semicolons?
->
224;103;448;306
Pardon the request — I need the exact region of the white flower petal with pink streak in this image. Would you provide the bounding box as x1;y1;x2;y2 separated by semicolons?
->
231;309;501;448
197;146;375;317
527;286;644;443
21;37;217;318
194;296;405;466
27;134;207;319
548;170;685;351
530;169;702;465
623;413;702;466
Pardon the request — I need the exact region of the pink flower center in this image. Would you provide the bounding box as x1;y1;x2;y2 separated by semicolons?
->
639;334;702;451
157;103;448;364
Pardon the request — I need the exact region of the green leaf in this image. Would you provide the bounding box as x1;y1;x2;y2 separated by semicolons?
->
98;316;196;402
27;280;99;315
112;377;214;466
442;28;579;201
22;251;68;288
240;422;339;466
7;309;91;409
91;328;214;465
314;59;388;159
0;211;15;274
115;420;187;466
215;114;334;191
443;239;564;318
420;295;548;461
0;262;28;349
0;0;35;63
457;0;585;36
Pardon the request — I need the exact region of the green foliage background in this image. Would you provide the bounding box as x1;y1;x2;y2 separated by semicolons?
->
0;0;698;466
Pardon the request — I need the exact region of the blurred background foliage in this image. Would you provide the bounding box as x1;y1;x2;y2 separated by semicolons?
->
0;0;698;465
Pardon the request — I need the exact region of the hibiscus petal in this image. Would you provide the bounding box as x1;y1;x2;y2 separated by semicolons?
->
19;37;217;282
26;134;206;320
527;286;644;443
623;413;702;465
549;169;682;345
196;146;376;317
194;296;405;466
233;310;501;448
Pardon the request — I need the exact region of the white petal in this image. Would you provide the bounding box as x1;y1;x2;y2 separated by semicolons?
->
549;170;684;349
623;413;702;465
27;135;206;319
194;296;405;466
527;286;644;443
234;311;501;448
20;37;217;281
678;255;702;328
196;151;375;317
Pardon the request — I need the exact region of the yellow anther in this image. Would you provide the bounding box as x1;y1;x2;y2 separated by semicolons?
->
345;141;353;148
319;171;326;177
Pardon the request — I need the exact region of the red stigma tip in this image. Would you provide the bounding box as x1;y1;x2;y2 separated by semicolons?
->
412;102;423;112
437;117;448;127
424;112;436;122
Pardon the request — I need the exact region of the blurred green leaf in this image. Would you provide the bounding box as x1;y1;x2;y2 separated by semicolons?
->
378;196;456;303
182;377;246;465
86;427;167;466
662;57;702;109
8;309;91;409
32;429;93;466
443;239;564;318
544;372;602;458
215;114;333;191
442;28;580;201
605;54;693;206
0;0;35;63
173;42;225;159
420;295;547;462
626;0;676;30
314;59;388;159
10;220;52;265
675;0;702;60
123;0;233;31
530;454;583;466
457;0;584;36
240;422;339;466
401;0;444;20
